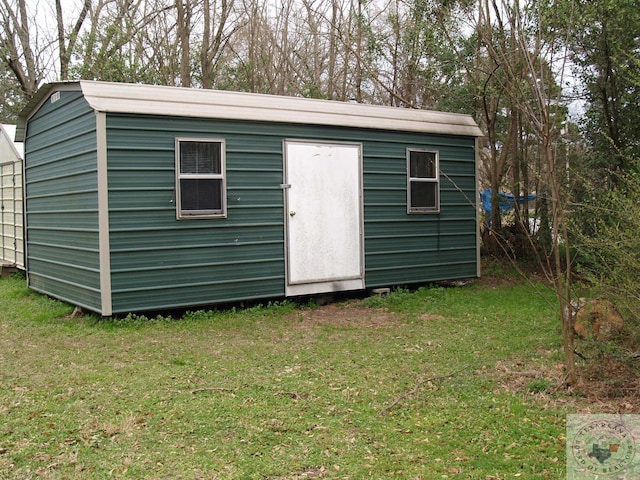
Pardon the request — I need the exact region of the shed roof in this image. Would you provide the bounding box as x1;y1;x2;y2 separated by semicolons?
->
0;124;24;160
17;81;483;140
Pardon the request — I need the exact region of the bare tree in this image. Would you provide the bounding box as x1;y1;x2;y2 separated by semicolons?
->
0;0;41;98
477;0;577;385
327;0;339;99
72;0;175;83
201;0;234;89
175;0;192;87
55;0;91;80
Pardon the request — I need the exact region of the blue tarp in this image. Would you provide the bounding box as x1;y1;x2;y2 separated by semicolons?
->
480;189;539;215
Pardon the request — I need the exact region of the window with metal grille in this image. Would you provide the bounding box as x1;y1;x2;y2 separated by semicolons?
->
175;138;226;219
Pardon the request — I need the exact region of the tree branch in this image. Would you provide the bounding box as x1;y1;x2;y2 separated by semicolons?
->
379;366;467;416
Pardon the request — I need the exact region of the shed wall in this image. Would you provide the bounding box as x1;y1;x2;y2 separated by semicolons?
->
24;91;102;311
106;114;477;313
363;134;477;286
106;114;286;312
0;139;23;269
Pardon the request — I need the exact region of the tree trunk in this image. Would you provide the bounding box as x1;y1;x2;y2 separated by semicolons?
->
201;0;212;88
547;137;576;385
55;0;91;80
327;0;338;99
176;0;191;87
1;0;40;97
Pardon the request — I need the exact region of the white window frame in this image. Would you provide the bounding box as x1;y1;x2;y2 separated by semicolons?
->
175;137;227;219
407;148;440;214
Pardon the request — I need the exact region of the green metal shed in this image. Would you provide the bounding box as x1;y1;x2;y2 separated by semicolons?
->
17;81;483;315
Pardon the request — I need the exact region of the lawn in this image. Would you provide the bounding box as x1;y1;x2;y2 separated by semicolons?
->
1;271;574;479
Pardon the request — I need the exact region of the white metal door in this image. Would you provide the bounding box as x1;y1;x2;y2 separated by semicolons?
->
284;141;364;296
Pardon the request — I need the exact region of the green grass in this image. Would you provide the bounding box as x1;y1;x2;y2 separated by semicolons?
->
0;273;573;479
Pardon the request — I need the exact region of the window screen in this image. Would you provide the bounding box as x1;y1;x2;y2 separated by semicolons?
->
407;149;439;213
176;139;226;218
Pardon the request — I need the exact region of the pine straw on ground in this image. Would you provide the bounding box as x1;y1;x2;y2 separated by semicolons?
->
490;350;639;414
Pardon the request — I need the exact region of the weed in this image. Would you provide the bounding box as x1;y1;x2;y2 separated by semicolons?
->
527;377;552;393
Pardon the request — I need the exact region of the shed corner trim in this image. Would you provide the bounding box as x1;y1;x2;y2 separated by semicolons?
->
95;111;112;316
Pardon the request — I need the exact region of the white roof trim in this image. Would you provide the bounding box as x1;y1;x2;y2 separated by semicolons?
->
18;81;483;139
79;81;482;137
0;124;24;160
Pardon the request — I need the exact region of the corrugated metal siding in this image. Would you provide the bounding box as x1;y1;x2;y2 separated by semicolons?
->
106;115;286;312
362;134;477;287
106;114;476;313
24;91;101;311
0;125;24;269
0;160;24;269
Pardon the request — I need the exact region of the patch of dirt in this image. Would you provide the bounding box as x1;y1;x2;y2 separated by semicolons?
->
291;302;405;329
577;356;640;408
492;355;565;396
269;466;327;479
489;351;640;414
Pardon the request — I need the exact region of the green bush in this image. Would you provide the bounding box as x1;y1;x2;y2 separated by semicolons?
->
572;162;640;322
